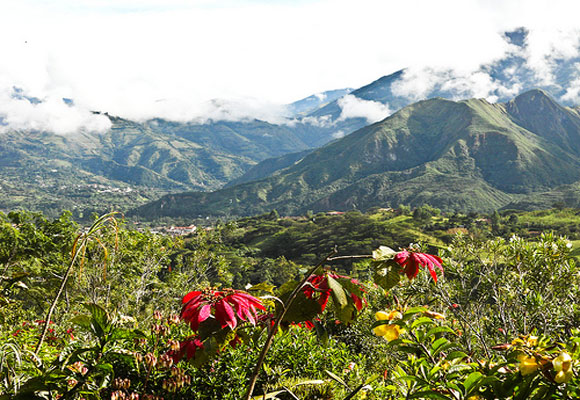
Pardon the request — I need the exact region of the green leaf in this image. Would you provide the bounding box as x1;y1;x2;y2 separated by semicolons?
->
335;277;365;297
325;370;350;389
463;371;483;394
425;326;456;338
373;260;402;291
394;345;420;354
431;337;449;352
370;319;392;329
411;317;436;329
294;380;325;386
372;246;396;260
335;303;356;324
247;282;276;294
404;306;428;316
327;275;348;307
70;315;92;329
280;292;322;323
343;376;379;400
83;303;110;337
409;390;454;399
448;364;473;374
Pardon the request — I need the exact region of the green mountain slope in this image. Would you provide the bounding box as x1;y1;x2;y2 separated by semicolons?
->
131;90;580;218
0;115;314;217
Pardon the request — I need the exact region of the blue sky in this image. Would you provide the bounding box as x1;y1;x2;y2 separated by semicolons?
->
1;0;580;133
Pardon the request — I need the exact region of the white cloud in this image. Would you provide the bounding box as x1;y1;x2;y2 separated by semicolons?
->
314;93;327;102
337;95;392;124
1;0;580;133
522;28;580;86
391;68;446;101
0;90;111;135
332;130;346;139
300;115;333;128
561;63;580;103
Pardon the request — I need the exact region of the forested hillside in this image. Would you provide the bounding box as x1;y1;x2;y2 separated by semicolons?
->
1;208;579;399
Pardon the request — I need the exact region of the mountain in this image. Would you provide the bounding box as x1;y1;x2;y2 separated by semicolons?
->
287;88;353;116
0;115;316;217
276;28;580;155
130;90;580;219
224;149;313;187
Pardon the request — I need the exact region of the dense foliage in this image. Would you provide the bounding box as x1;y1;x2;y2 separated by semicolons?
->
1;209;579;399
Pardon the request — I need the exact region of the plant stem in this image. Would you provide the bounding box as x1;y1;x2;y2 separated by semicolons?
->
35;212;116;355
34;242;83;355
242;248;337;400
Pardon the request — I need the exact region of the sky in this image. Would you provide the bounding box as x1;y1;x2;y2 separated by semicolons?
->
2;0;580;134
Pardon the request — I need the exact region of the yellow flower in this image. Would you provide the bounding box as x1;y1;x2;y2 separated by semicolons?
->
554;370;573;384
373;324;401;341
553;352;573;383
553;352;572;372
518;355;539;376
375;310;402;321
526;336;538;347
374;309;403;341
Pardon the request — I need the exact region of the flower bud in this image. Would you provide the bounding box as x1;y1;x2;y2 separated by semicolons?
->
167;339;180;352
144;352;157;368
159;353;173;369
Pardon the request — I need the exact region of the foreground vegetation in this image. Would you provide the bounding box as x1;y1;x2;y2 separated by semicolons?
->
0;209;579;399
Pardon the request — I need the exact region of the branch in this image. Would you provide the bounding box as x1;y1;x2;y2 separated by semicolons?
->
243;248;338;400
327;254;372;261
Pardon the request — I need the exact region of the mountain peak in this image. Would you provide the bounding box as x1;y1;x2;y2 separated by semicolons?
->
505;88;580;155
511;88;557;106
506;88;563;119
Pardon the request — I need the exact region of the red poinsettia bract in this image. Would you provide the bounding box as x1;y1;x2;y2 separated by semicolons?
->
394;250;443;282
181;288;265;331
302;273;365;312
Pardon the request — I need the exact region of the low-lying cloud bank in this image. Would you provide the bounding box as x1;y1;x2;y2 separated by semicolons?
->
337;95;392;124
0;89;112;135
3;0;580;135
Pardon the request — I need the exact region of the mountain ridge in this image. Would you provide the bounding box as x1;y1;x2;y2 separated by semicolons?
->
130;90;580;219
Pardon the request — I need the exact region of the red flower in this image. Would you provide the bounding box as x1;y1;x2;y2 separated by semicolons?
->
303;273;366;312
181;288;265;331
303;275;331;311
394;250;444;282
292;320;315;330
